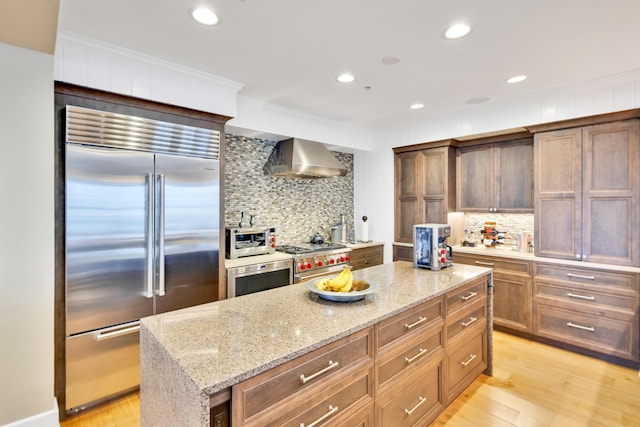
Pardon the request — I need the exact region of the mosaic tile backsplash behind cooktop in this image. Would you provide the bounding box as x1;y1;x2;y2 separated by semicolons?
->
224;134;354;245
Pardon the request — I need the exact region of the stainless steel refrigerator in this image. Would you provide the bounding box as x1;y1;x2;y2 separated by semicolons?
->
64;106;220;411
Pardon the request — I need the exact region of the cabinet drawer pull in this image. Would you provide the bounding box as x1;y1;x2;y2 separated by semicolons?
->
566;292;596;301
566;322;596;332
474;261;495;266
404;348;428;364
404;396;426;416
461;291;478;301
300;405;338;427
299;360;339;384
461;316;478;328
566;273;595;280
461;353;477;367
405;316;427;330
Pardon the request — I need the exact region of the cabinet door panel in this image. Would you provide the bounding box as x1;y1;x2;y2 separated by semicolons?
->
398;199;417;243
424;199;445;224
537;198;580;257
582;121;640;266
457;146;492;211
495;141;533;211
493;272;532;332
423;150;445;196
534;129;582;260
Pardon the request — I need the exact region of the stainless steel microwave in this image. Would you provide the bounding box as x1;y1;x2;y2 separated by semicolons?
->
225;226;276;259
413;224;453;270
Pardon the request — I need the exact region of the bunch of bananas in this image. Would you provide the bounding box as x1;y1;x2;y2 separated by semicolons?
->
316;266;353;293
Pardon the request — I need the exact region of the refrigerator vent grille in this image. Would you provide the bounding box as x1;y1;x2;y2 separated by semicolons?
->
65;105;221;159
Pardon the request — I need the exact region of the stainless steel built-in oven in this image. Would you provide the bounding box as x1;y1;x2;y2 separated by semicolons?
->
226;259;293;298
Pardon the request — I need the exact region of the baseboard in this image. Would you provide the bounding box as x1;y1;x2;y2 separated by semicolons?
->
1;398;59;427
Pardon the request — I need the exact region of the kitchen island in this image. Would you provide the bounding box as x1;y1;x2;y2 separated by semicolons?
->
140;261;493;426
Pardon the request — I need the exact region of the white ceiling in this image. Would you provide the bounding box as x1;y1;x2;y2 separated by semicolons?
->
58;0;640;128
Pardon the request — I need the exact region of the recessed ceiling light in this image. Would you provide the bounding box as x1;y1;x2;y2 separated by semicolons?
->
191;7;219;25
444;23;471;40
336;73;355;83
409;103;424;110
506;75;527;84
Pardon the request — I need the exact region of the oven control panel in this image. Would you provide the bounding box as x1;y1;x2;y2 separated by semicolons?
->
295;251;351;273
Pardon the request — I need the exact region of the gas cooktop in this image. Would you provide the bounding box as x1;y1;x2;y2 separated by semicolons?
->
276;243;347;254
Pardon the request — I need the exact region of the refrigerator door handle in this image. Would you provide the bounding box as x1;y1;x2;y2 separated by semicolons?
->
94;321;141;342
144;173;154;298
156;174;166;296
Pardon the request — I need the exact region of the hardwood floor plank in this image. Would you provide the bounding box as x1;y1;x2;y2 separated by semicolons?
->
60;332;640;426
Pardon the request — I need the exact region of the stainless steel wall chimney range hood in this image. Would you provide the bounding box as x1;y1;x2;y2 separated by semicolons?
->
263;138;348;178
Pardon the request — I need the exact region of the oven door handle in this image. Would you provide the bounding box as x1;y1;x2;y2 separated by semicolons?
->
297;267;351;282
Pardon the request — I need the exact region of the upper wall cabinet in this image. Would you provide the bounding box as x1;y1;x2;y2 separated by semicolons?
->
456;139;534;213
534;120;640;266
394;146;456;243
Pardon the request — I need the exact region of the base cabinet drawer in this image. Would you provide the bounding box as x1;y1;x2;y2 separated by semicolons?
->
350;245;384;271
375;359;444;427
533;302;639;361
232;328;373;426
376;329;443;391
376;297;443;352
535;281;637;314
265;368;374;427
445;324;488;404
445;303;486;343
445;277;487;315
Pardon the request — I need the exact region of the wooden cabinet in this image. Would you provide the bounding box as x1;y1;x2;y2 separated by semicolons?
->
456;139;533;213
231;327;374;426
350;244;384;271
453;252;533;333
231;278;492;427
534;120;640;266
394;146;456;243
374;297;445;427
533;263;639;363
443;277;488;404
393;244;413;262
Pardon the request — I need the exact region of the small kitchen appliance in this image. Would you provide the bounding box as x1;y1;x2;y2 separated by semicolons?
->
413;224;453;271
225;226;277;259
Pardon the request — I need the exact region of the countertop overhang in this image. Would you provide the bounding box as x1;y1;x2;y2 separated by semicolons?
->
141;261;491;396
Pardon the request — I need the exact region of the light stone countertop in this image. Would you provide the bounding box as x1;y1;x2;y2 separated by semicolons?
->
140;261;491;404
345;240;384;249
452;244;640;273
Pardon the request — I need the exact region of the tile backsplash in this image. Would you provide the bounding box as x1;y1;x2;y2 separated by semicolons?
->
224;134;354;245
464;212;534;245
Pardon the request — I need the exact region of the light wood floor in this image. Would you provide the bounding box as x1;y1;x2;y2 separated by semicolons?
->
61;331;640;426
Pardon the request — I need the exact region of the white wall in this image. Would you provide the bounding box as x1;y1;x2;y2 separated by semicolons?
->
54;33;373;152
0;43;57;426
355;69;640;263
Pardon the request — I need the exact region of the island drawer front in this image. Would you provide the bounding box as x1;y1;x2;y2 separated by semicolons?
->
534;263;638;292
232;327;373;423
445;277;487;315
445;324;487;402
376;326;444;390
376;359;443;427
535;281;637;314
533;302;639;361
454;253;531;275
445;303;487;343
376;297;443;351
263;367;374;427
